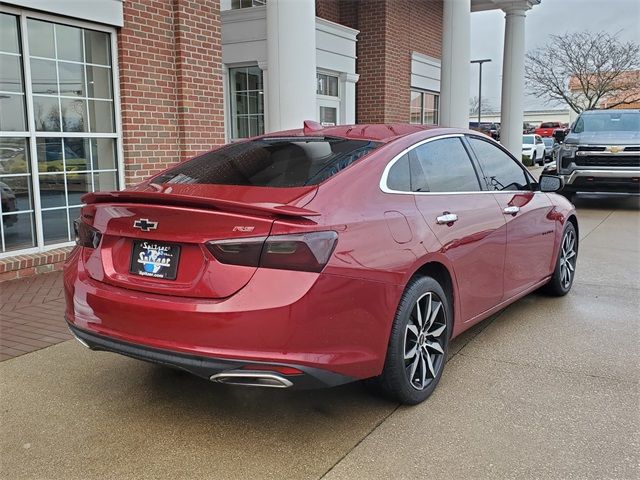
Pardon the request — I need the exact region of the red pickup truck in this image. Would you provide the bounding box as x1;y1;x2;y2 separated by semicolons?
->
534;122;562;137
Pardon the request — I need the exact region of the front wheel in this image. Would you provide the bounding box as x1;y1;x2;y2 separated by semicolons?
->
542;222;578;296
369;276;450;405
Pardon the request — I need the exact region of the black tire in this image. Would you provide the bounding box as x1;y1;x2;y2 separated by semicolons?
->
542;222;578;296
369;276;450;405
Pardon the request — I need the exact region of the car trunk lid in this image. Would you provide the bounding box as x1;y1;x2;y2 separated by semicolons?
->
80;185;318;299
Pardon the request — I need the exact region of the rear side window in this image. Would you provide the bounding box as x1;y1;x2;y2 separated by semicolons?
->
386;154;411;191
155;137;380;187
411;138;481;192
467;136;531;191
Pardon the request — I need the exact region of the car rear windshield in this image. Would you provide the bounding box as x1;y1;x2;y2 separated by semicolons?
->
154;137;380;187
573;111;640;133
540;122;558;128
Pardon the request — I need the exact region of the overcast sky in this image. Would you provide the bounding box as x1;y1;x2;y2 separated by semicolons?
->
469;0;640;113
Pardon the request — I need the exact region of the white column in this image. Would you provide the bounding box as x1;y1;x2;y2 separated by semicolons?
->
500;6;528;157
266;0;317;132
339;72;359;124
440;0;470;128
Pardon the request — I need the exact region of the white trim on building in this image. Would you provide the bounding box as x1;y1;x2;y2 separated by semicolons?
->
4;0;123;27
221;5;359;140
411;53;441;94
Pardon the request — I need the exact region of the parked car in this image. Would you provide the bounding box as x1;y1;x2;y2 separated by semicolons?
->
541;137;557;161
523;122;537;134
535;121;562;137
469;121;500;140
554;109;640;200
522;134;546;166
65;122;578;405
542;160;557;175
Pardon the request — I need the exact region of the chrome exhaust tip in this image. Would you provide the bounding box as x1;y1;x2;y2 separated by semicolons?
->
210;371;293;388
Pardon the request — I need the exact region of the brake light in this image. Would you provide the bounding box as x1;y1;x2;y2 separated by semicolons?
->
206;231;337;273
73;220;102;248
205;237;265;267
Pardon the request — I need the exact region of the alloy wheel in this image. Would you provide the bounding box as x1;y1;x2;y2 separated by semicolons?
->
403;292;447;390
559;229;577;289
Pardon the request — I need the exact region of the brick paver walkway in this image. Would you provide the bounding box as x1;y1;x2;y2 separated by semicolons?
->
0;271;70;361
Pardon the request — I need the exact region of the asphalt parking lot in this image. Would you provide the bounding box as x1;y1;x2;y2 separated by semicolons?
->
1;192;639;480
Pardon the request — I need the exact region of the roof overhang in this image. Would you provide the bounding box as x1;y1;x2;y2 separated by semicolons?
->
471;0;541;13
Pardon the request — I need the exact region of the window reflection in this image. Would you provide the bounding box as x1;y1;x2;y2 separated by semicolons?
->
2;15;119;252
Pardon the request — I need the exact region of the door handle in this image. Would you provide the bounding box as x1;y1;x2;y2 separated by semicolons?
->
436;213;458;225
503;206;520;215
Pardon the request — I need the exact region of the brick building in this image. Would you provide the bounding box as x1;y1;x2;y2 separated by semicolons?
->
0;0;540;280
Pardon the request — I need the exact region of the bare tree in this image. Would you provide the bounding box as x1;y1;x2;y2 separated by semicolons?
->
469;96;493;116
525;31;640;114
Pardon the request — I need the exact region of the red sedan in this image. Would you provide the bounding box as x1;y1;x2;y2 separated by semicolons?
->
64;123;578;405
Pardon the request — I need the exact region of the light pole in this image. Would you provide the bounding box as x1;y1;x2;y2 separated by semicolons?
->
471;59;491;125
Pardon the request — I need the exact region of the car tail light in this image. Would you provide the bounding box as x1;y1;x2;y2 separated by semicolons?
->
206;231;337;273
73;220;102;248
205;237;266;267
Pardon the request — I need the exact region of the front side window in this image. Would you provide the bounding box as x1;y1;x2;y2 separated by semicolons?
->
155;137;380;187
229;66;264;139
467;136;530;191
411;138;481;192
0;12;119;254
410;90;439;125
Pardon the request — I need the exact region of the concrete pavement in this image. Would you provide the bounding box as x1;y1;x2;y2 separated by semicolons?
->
1;193;638;479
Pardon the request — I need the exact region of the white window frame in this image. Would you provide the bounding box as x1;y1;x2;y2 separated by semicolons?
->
316;70;341;127
0;5;124;259
225;63;265;141
410;89;440;126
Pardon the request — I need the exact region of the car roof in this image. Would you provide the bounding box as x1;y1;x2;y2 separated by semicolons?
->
260;123;454;143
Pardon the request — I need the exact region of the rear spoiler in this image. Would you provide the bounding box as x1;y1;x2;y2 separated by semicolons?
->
81;191;321;218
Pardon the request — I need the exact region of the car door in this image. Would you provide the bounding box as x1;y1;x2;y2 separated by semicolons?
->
465;135;556;299
535;135;545;159
407;136;507;323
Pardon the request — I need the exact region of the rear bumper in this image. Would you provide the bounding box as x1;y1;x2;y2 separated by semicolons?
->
68;323;354;389
63;249;400;382
561;169;640;193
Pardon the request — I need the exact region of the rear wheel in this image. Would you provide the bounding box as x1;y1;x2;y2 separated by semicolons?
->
543;222;578;296
370;276;450;405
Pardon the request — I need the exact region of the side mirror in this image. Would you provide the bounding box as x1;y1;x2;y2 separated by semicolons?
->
539;174;563;192
553;129;566;143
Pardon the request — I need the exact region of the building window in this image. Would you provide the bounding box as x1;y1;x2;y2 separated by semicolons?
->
228;66;264;139
317;72;340;126
222;0;266;11
319;106;337;127
317;73;338;97
0;11;120;255
410;90;439;125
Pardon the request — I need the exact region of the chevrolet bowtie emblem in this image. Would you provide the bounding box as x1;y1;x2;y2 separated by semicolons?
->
133;218;158;231
606;146;623;154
